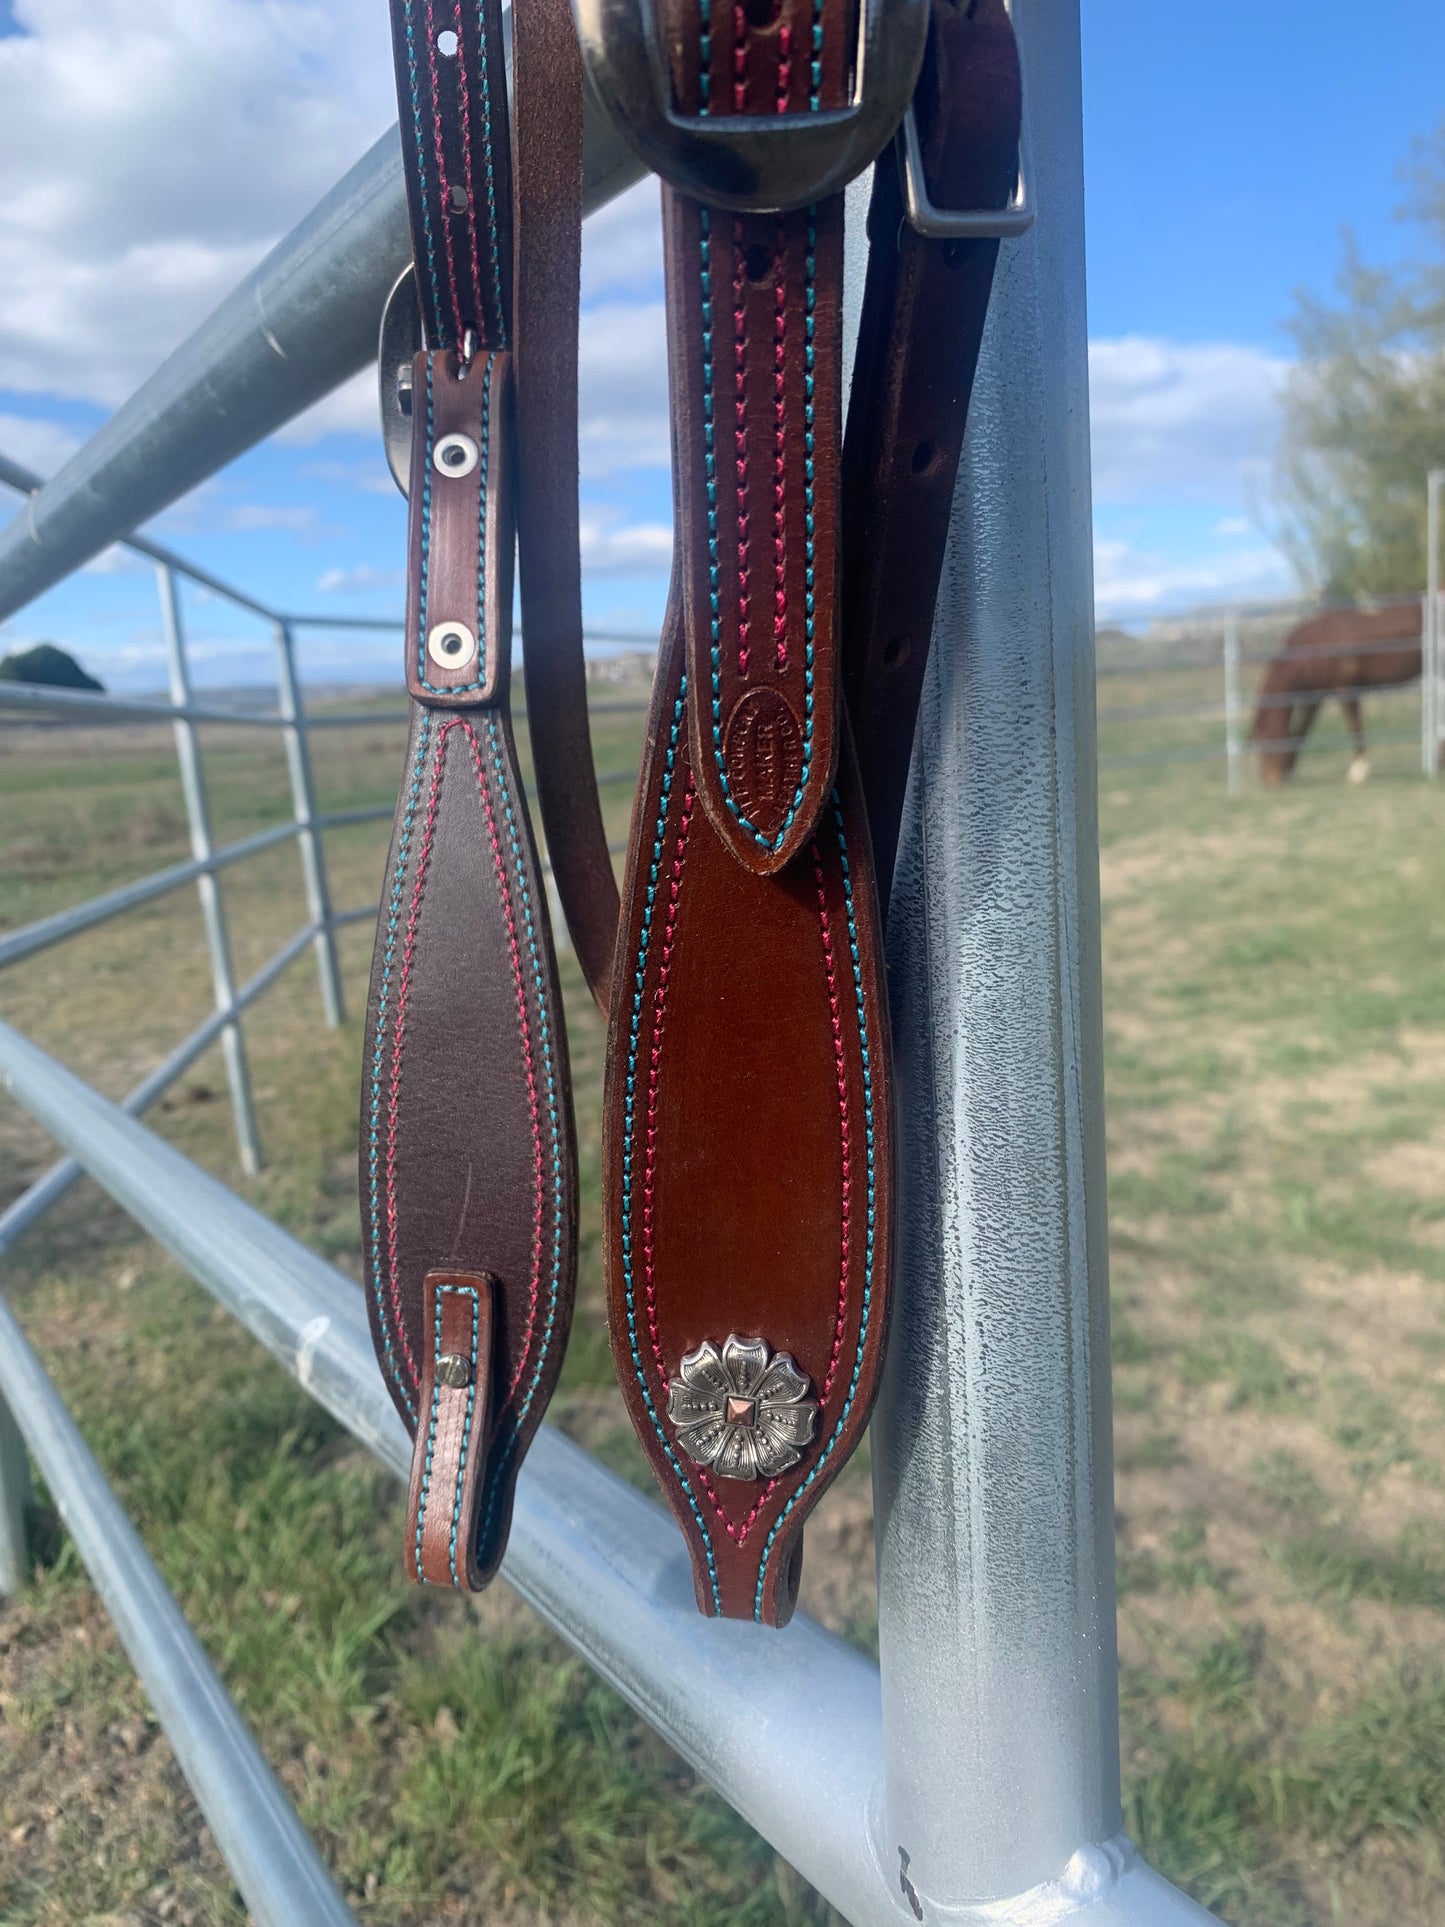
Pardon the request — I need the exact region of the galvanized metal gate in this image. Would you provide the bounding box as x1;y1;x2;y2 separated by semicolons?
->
0;4;1220;1922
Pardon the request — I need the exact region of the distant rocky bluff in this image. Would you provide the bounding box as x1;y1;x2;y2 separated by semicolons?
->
0;642;103;691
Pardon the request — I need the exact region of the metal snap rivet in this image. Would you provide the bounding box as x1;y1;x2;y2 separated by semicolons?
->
434;432;479;478
436;1352;472;1390
426;621;478;671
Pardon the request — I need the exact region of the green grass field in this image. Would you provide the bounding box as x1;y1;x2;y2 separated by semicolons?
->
0;670;1442;1925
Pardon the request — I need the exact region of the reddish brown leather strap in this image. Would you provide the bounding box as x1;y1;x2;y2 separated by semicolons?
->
842;0;1022;911
364;0;579;1590
407;1270;495;1587
513;0;621;1010
603;0;891;1627
666;4;848;878
604;628;892;1624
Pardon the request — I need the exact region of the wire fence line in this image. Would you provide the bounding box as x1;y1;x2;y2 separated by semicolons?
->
1092;596;1439;789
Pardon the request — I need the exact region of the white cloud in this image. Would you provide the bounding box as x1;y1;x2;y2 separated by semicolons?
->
0;411;81;478
317;562;403;594
1093;537;1290;613
1088;337;1288;507
225;503;321;536
579;511;672;577
579;300;670;476
0;0;396;407
281;370;384;446
581;179;664;303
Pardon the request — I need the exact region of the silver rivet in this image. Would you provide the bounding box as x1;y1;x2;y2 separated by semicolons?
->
436;1352;472;1390
434;432;479;478
426;621;477;672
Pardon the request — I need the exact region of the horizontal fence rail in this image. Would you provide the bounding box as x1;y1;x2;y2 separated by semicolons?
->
0;1277;358;1927
0;1020;1211;1927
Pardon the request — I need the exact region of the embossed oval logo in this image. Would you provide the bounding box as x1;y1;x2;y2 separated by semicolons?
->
723;689;805;836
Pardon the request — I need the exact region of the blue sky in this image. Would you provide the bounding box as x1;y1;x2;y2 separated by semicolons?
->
0;0;1442;688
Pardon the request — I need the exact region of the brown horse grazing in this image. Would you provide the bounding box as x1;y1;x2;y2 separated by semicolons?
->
1251;603;1423;786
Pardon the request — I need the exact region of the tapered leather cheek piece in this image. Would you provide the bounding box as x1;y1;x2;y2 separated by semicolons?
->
598;0;894;1629
360;0;580;1593
591;0;1020;1624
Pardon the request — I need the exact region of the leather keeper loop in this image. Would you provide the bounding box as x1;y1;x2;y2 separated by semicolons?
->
406;1270;496;1589
405;347;515;708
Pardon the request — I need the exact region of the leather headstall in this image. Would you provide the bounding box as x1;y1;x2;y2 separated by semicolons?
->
361;0;591;1589
577;0;1022;1624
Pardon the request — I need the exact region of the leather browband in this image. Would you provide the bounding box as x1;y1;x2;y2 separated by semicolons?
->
362;0;582;1590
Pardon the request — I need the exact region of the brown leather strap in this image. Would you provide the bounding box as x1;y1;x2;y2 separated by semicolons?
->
666;5;847;877
603;0;891;1627
513;0;621;1011
842;0;1022;911
407;1270;495;1587
365;0;579;1591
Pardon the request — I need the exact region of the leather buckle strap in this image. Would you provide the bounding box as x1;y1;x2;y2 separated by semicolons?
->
366;0;582;1593
841;0;1022;910
575;0;928;212
602;0;894;1628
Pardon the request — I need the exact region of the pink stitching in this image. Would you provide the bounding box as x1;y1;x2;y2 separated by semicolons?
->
732;1;748;112
731;218;751;678
642;776;694;1365
453;0;486;333
424;0;466;344
463;721;546;1412
386;727;449;1392
770;27;792;671
812;835;851;1399
771;212;788;672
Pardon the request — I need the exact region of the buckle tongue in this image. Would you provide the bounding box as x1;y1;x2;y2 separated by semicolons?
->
572;0;929;212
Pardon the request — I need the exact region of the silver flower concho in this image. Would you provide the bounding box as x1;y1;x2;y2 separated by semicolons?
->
667;1335;820;1481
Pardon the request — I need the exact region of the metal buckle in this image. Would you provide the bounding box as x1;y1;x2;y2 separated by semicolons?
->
898;99;1034;239
379;268;424;497
897;0;1035;244
573;0;929;213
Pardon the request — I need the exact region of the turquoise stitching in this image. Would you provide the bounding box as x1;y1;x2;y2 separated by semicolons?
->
700;205;818;854
402;0;446;339
443;1284;481;1583
754;794;875;1620
367;715;431;1422
413;1288;446;1577
621;680;721;1611
417;352;490;697
476;717;567;1561
474;1;507;346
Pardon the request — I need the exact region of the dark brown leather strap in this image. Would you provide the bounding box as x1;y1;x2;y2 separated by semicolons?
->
603;0;891;1627
842;0;1022;911
364;0;578;1590
513;0;621;1010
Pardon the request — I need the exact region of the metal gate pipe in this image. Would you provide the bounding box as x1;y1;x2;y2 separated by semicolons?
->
866;0;1164;1913
0;924;320;1287
0;1390;30;1596
0;1288;358;1926
0;64;644;622
273;622;345;1026
0;682;291;727
0;1017;1214;1924
0;821;300;972
159;565;263;1173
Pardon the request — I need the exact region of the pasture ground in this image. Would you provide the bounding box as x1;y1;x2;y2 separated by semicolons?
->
0;670;1442;1926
